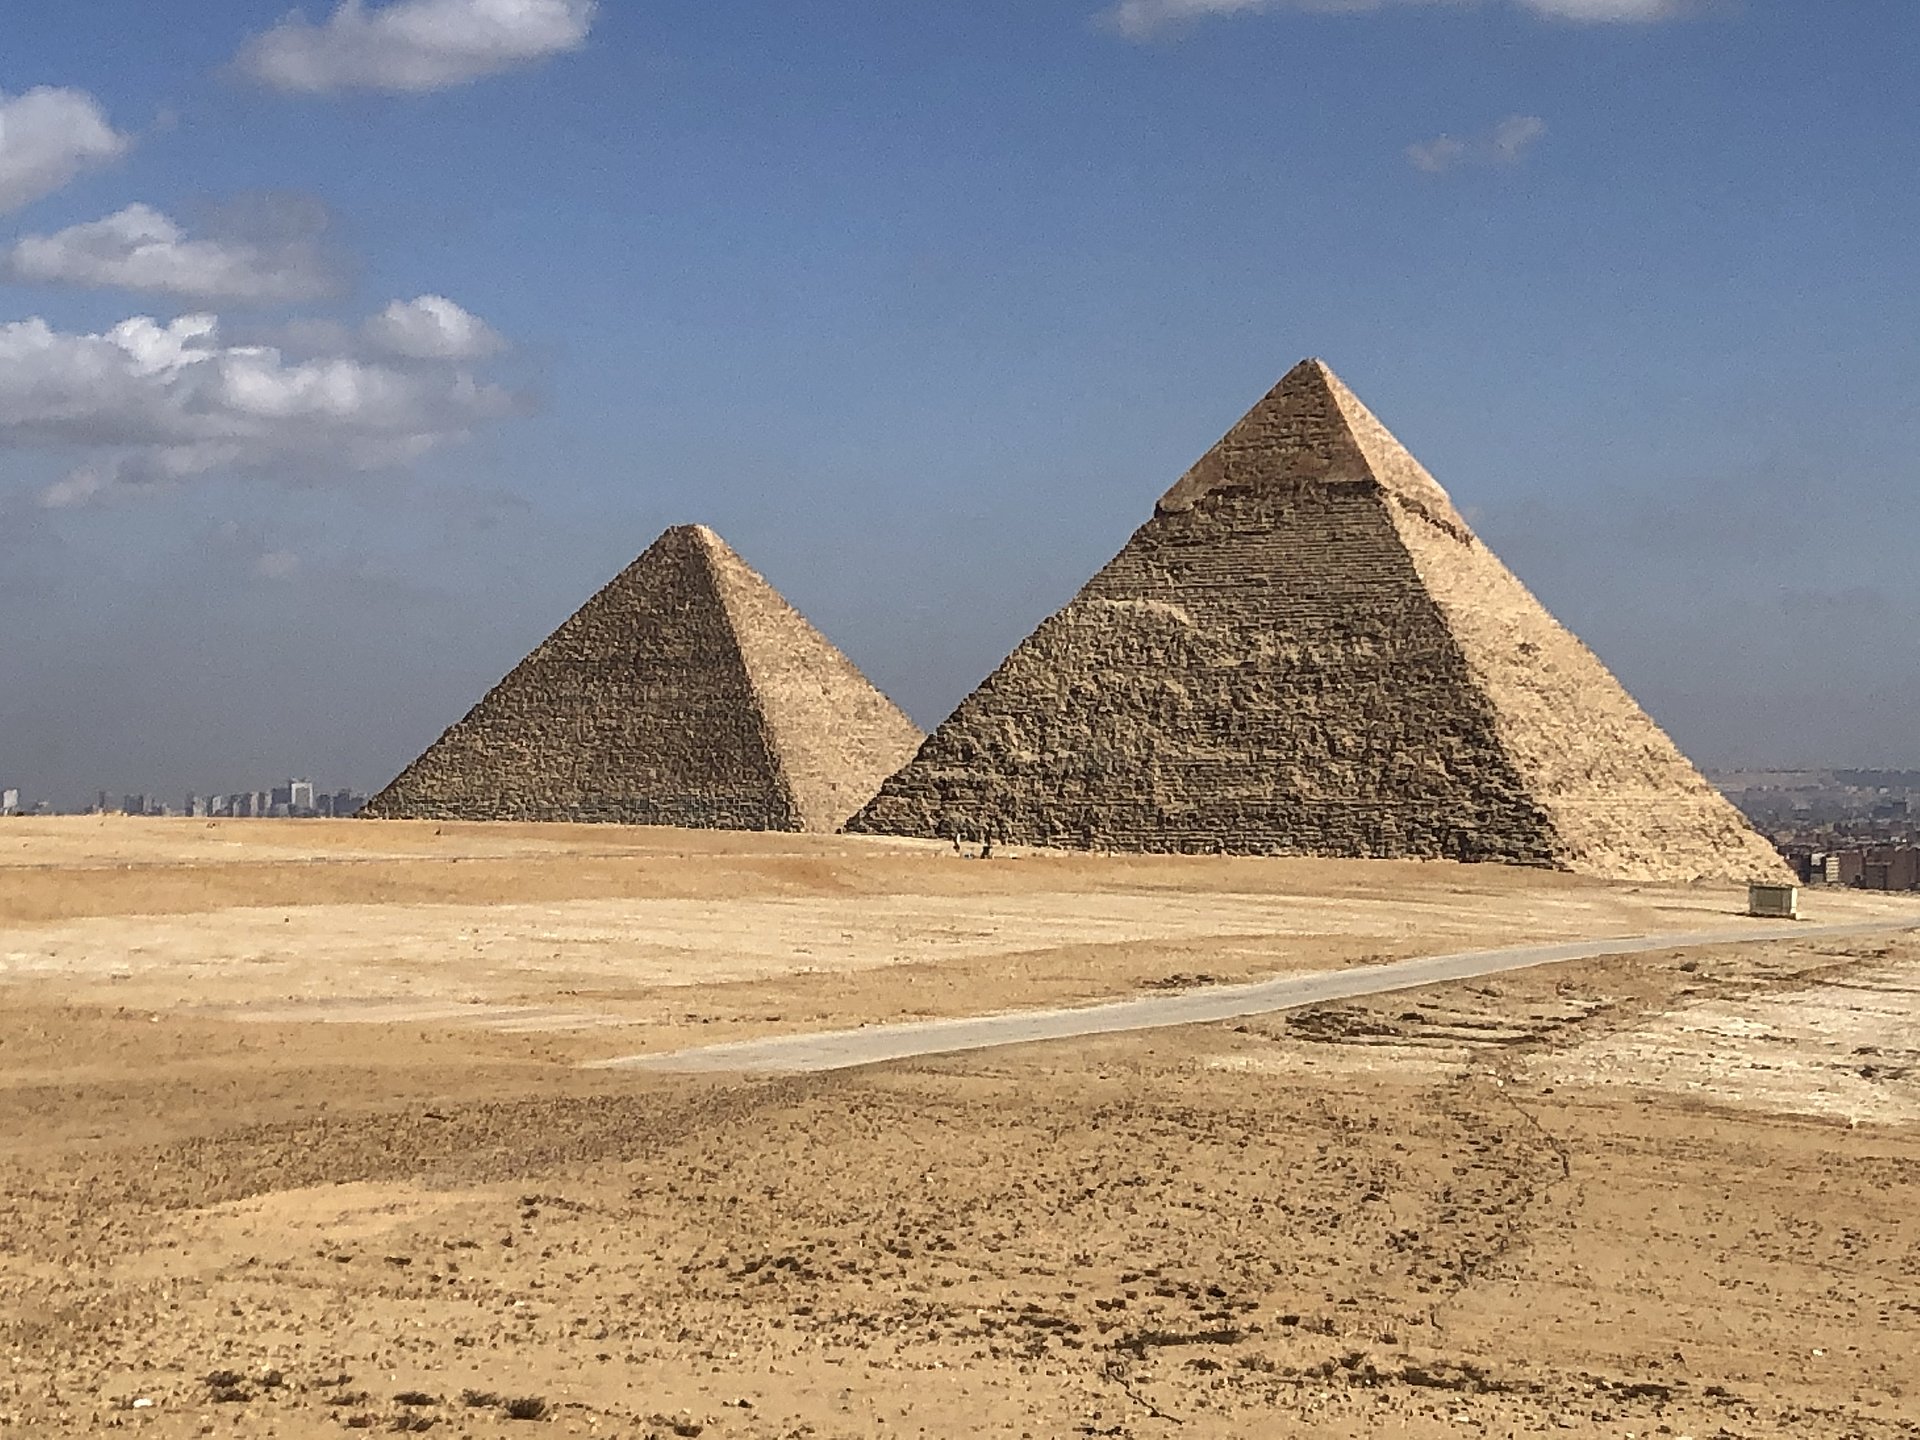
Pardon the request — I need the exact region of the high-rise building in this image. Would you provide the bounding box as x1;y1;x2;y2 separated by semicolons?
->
1;788;19;817
289;779;316;813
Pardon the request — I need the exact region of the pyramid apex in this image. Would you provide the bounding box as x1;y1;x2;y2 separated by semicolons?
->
1277;356;1341;388
1154;359;1470;539
654;523;742;567
1155;358;1369;516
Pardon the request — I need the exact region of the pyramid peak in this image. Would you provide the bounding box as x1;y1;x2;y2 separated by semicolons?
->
642;524;747;578
657;522;726;549
1155;360;1471;540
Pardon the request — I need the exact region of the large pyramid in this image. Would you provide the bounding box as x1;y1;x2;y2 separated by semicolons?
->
364;525;924;831
849;360;1787;884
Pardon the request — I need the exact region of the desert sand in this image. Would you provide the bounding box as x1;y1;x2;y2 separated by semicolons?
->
3;817;1919;1438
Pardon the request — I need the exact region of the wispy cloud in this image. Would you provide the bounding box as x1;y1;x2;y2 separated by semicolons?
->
6;198;343;306
1104;0;1680;39
1407;114;1547;173
252;548;304;581
1524;0;1677;16
235;0;596;94
0;87;131;214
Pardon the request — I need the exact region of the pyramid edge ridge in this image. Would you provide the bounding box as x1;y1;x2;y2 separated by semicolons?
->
700;532;926;834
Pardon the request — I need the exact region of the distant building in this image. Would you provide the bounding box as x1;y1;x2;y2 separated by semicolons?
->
1862;846;1920;892
1820;846;1920;891
1;788;18;817
289;779;316;814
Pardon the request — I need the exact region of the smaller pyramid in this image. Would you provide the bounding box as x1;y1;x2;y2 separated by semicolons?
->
363;525;923;832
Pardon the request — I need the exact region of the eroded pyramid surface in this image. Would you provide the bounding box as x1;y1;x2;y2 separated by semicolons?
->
848;361;1785;884
364;525;923;831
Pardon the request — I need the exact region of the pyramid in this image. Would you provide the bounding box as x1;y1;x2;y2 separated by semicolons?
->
848;360;1787;884
363;525;924;832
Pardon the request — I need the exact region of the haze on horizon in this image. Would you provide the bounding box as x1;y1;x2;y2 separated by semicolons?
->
3;0;1917;808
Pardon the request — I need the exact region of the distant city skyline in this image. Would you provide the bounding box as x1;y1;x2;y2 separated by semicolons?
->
98;779;367;819
0;776;368;818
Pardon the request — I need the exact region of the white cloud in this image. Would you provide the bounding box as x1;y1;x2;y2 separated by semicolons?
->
1408;114;1547;173
1105;0;1268;37
364;295;506;360
0;87;131;214
7;203;340;306
0;310;518;508
236;0;596;93
1104;0;1679;37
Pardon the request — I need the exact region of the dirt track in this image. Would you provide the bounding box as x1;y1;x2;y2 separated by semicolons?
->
3;818;1919;1438
611;919;1914;1072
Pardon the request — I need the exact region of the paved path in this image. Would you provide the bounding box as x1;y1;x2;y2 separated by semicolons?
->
592;918;1920;1076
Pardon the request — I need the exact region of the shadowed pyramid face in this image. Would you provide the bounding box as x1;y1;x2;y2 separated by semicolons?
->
850;361;1787;885
363;525;923;832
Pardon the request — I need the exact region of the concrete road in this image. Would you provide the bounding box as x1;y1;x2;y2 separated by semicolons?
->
593;918;1919;1075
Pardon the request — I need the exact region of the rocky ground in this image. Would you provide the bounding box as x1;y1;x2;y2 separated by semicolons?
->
3;820;1918;1438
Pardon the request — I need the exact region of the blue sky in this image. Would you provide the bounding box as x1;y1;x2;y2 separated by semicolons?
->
2;0;1917;806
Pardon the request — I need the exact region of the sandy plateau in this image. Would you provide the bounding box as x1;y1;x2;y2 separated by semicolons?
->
4;817;1920;1439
